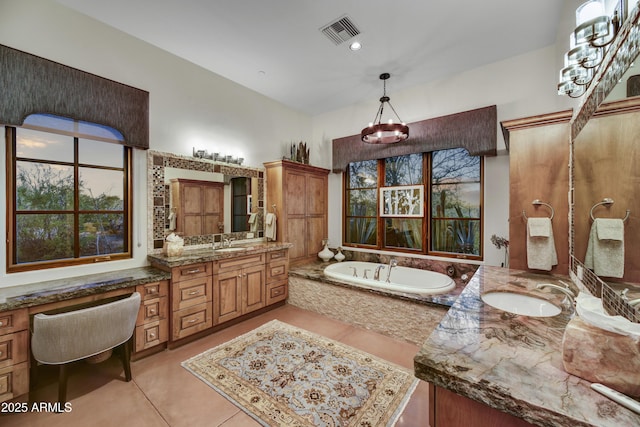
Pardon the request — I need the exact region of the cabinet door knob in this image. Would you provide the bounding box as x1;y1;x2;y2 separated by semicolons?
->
149;333;156;339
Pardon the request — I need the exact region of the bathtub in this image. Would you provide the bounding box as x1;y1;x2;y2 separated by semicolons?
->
323;261;455;296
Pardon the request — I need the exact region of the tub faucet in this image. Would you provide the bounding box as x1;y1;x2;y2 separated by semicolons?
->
536;283;576;306
386;258;398;283
374;265;386;281
349;267;358;277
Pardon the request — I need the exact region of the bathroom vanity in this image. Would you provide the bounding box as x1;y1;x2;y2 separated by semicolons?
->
414;265;640;427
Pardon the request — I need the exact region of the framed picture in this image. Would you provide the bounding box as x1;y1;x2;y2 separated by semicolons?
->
380;185;424;217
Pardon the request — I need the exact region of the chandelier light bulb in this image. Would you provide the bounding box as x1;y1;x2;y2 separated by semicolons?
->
576;0;605;26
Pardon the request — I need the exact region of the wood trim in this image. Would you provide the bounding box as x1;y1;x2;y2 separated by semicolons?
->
500;110;573;151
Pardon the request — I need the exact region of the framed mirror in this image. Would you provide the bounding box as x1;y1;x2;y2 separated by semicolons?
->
148;150;264;251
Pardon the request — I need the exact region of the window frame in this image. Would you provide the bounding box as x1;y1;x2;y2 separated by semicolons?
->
342;150;483;260
5;123;133;273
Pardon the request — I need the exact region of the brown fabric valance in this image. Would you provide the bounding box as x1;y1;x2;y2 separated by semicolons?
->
0;44;149;149
331;105;497;172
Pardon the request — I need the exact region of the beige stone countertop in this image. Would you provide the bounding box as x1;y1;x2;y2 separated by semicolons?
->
290;260;467;308
147;241;293;268
0;266;171;312
414;265;640;427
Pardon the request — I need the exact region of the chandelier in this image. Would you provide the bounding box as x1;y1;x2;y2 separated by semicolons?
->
361;73;409;144
558;0;621;98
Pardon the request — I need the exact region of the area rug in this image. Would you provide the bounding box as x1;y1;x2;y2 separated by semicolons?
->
181;319;418;426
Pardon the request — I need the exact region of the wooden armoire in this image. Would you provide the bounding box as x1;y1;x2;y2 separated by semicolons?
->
264;160;329;264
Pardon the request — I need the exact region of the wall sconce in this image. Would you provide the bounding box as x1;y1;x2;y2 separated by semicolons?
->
192;147;244;165
558;0;621;97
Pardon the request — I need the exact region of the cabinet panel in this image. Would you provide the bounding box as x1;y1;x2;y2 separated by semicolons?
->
267;281;288;305
287;217;306;260
244;264;265;313
173;302;213;340
135;319;168;352
216;270;242;323
173;276;212;311
138;281;167;300
285;171;306;216
171;179;224;236
307;174;326;215
0;309;28;335
0;330;28;370
172;262;212;282
0;362;28;403
306;216;326;259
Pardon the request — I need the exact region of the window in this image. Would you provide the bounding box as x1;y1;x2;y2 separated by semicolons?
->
343;148;482;259
6;114;132;272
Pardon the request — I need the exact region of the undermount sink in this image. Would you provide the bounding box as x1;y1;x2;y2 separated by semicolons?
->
481;291;562;317
215;247;246;253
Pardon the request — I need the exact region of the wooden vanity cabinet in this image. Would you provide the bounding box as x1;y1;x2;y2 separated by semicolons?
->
213;254;266;324
169;262;213;340
266;249;288;305
0;308;29;402
264;160;329;264
134;280;169;353
171;178;224;236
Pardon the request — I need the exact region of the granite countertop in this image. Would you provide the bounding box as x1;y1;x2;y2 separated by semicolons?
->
0;266;171;312
414;265;640;427
147;241;293;268
289;260;466;308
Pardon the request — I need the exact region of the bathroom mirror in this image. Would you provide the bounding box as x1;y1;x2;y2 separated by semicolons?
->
570;5;640;287
149;150;264;250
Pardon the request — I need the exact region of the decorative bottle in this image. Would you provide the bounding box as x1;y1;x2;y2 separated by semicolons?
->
318;239;334;262
334;247;345;262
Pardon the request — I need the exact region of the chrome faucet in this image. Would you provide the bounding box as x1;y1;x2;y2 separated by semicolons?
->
374;265;386;281
536;283;576;306
349;266;358;277
386;258;398;283
622;288;640;308
222;237;236;248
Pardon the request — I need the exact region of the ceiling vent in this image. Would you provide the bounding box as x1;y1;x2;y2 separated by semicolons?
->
320;15;361;45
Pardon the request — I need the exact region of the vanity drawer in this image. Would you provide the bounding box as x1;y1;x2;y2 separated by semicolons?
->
135;319;168;352
266;260;288;283
266;281;288;305
0;330;28;369
215;254;264;272
172;262;212;282
136;296;168;324
267;250;288;263
172;302;213;340
0;309;28;335
137;281;168;300
172;276;212;311
0;361;29;402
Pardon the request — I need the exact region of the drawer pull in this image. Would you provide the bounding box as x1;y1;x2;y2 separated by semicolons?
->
186;268;201;274
149;309;156;315
0;321;3;327
149;333;156;339
147;288;157;294
188;290;200;295
188;319;198;324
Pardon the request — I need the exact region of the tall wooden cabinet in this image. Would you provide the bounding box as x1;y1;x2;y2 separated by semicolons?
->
501;111;571;275
170;178;224;236
264;160;329;264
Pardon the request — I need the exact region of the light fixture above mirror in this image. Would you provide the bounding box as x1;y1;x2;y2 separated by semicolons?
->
361;73;409;144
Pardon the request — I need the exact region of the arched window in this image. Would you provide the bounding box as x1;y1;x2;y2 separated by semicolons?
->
6;114;132;272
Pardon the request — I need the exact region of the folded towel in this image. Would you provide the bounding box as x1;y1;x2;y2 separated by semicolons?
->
596;218;624;241
248;213;257;224
526;217;557;271
585;219;624;278
528;217;551;237
265;213;277;240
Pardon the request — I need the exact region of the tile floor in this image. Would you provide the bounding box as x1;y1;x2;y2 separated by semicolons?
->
1;304;430;427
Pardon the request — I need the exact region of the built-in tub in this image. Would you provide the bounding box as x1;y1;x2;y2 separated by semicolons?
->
323;261;455;296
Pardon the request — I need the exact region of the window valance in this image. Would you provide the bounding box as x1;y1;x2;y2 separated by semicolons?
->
0;44;149;149
331;105;497;172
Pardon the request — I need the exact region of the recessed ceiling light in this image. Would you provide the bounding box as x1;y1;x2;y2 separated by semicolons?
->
349;41;362;51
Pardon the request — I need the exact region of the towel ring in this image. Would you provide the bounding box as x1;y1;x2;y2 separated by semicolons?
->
522;199;554;220
589;198;630;222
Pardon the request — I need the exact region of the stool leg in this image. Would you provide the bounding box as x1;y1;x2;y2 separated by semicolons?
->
58;364;68;406
121;340;132;382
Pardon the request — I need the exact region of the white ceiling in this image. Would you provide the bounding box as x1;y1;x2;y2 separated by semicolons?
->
55;0;564;115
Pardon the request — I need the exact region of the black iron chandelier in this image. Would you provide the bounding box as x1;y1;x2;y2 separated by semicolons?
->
361;73;409;144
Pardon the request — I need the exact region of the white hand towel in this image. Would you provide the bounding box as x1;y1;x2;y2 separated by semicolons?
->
526;217;557;271
585;218;624;278
265;213;277;241
248;213;257;224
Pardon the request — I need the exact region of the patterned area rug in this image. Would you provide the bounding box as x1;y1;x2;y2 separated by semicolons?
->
182;320;418;426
